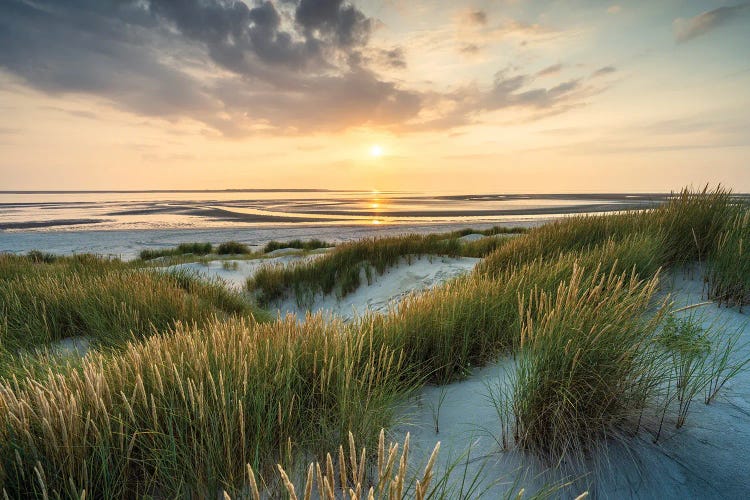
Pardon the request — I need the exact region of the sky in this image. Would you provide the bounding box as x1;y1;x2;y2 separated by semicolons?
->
1;0;749;193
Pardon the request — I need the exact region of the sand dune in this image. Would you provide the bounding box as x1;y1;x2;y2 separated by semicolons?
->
156;248;750;497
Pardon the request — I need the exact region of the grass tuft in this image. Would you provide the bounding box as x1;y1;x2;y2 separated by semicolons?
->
139;242;214;260
511;266;664;461
217;241;251;255
263;239;334;253
249;228;523;306
0;254;265;373
707;209;750;309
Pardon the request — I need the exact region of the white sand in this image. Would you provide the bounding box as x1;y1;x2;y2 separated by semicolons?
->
389;268;750;498
458;233;486;243
158;253;750;496
50;336;92;357
276;255;480;321
264;247;304;257
163;252;327;289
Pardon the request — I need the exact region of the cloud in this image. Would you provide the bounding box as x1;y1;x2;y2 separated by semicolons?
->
0;0;420;134
460;10;488;26
607;5;622;15
0;1;612;135
484;72;584;110
459;43;481;55
673;3;750;42
373;47;407;69
591;66;616;78
537;64;563;77
411;66;609;131
294;0;372;47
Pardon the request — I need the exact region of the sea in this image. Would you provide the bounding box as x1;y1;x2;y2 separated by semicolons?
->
0;190;665;259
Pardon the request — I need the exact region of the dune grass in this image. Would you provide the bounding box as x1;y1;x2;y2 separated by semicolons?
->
0;316;412;498
0;253;266;376
478;185;737;275
248;228;523;306
1;186;747;497
140;241;257;263
707;209;750;309
367;233;665;384
139;242;214;260
216;241;251;255
447;226;528;238
250;234;461;305
263;238;334;253
267;430;441;500
479;187;747;461
511;267;665;461
0;237;655;497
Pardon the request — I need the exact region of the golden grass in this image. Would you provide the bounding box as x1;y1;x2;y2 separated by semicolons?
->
0;316;410;497
1;186;747;497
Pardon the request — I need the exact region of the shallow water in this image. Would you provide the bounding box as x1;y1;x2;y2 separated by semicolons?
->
0;190;664;258
0;190;663;231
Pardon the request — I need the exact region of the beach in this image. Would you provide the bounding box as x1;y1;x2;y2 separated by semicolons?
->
0;190;667;258
1;188;749;498
153;238;750;498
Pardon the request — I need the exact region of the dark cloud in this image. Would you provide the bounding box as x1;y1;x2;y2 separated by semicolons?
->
674;3;750;42
375;47;407;69
591;66;616;78
0;1;611;135
0;0;415;133
294;0;372;46
0;1;216;118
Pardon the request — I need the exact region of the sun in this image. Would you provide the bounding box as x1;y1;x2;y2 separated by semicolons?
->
370;145;383;157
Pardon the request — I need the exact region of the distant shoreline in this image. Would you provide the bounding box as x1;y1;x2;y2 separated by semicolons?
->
0;201;654;231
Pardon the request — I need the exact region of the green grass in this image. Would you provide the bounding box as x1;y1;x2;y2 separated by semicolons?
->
0;254;267;377
217;241;251;255
0;316;412;498
1;187;748;497
510;268;664;461
707;209;750;309
249;229;523;306
478;185;737;275
139;242;214;260
446;226;528;238
367;233;665;384
263;238;334;253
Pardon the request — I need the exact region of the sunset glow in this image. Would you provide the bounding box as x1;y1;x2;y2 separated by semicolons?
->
0;1;748;192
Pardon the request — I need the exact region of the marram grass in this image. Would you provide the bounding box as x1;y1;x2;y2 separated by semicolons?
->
0;253;267;376
367;233;663;383
1;186;747;498
478;185;737;274
248;227;523;306
511;266;665;461
707;209;750;309
0;316;412;497
139;242;214;260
